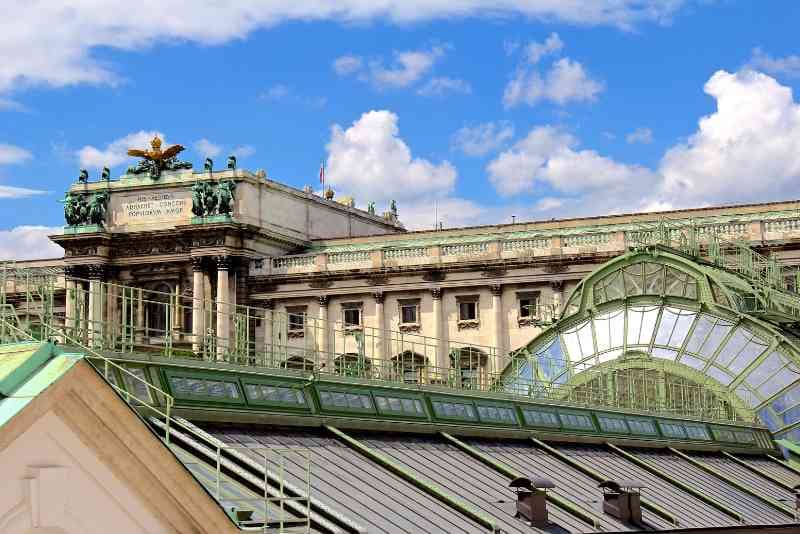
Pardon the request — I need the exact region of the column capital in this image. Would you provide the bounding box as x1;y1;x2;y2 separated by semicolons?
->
86;264;108;280
318;295;329;307
430;287;442;300
550;280;565;291
373;291;385;303
191;256;205;272
489;284;503;296
64;265;81;278
215;255;232;270
263;298;275;310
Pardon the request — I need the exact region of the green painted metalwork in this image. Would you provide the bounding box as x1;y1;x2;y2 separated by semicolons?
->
721;451;796;492
439;432;604;529
667;447;796;517
605;443;743;522
0;342;51;396
325;425;497;532
530;438;679;526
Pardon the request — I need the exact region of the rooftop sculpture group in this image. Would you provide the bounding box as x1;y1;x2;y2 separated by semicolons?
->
191;180;237;218
126;135;192;179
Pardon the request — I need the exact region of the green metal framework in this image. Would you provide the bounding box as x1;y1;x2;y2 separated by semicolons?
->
503;242;800;435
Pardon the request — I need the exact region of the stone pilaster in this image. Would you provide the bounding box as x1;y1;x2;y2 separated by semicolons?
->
430;287;447;376
215;256;231;360
318;295;330;369
373;291;385;364
191;257;205;353
490;284;504;374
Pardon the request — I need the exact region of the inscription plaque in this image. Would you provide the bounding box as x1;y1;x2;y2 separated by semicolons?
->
110;189;192;228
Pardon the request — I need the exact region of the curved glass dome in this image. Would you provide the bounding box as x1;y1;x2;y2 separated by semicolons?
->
503;248;800;438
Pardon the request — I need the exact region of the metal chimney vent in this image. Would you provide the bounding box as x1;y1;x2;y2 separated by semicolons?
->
599;480;645;526
509;476;556;527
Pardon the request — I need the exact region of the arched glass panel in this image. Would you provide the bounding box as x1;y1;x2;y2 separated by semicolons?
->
654;308;696;348
626;305;659;347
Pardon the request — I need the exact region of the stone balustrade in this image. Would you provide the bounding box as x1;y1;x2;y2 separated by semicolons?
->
248;216;800;276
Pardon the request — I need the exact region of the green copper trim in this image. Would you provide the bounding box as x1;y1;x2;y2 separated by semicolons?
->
606;443;743;522
439;432;602;529
0;342;51;396
325;425;497;532
530;438;678;526
668;447;795;518
721;451;795;492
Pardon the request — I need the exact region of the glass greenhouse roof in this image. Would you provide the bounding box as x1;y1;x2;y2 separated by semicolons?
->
504;250;800;438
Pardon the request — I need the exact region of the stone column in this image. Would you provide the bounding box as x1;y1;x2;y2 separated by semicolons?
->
490;284;504;374
215;256;231;360
64;272;77;340
191;257;205;354
550;280;564;315
317;295;330;370
87;266;104;348
262;299;274;366
431;287;447;378
373;291;385;366
105;276;117;347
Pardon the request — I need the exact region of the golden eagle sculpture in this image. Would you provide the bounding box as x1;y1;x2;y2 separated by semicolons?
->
126;135;192;179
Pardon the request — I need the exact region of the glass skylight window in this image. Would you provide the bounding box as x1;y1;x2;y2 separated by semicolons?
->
374;394;426;417
559;412;595;430
627;418;658;435
597;415;629;434
318;389;373;411
683;423;710;440
169;375;240;400
522;408;561;428
476;404;518;424
244;383;306;406
431;400;477;420
659;421;687;439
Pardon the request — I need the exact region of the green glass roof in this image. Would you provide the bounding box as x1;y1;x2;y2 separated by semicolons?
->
503;249;800;438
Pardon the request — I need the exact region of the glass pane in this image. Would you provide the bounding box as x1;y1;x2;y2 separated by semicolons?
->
669;311;696;348
771;383;800;414
623;264;644;296
727;336;768;375
608;310;624;350
744;351;788;388
715;328;750;367
626;306;644;346
707;365;734;386
699;319;734;357
655;308;679;346
685;315;714;354
680;354;705;370
594;313;612;353
644;263;665;294
652;347;678;360
638;307;660;345
577;321;595;359
757;365;800;399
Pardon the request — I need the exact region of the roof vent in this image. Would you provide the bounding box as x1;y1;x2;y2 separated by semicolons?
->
599;480;644;526
509;476;555;527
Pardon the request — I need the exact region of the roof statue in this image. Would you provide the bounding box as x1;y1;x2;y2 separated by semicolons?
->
126;135;192;179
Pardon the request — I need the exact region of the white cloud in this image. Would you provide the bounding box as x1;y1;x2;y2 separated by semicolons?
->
659;69;800;206
0;185;47;199
261;84;290;100
747;48;800;79
534;197;565;211
194;138;222;157
77;130;164;170
490;69;800;217
369;46;446;88
452;121;514;156
0;226;63;260
0;144;32;165
487;125;657;200
232;145;256;158
503;40;520;56
401;197;496;230
0;2;681;95
504;58;603;108
325;110;456;204
333;55;363;76
626;127;653;144
417;77;472;97
524;33;564;64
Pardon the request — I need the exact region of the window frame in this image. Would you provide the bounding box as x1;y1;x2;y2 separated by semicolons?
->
342;301;363;328
286;305;307;332
398;298;420;326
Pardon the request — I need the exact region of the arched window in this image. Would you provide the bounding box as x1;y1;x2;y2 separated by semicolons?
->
392;351;428;384
335;353;371;377
450;347;488;389
282;356;315;372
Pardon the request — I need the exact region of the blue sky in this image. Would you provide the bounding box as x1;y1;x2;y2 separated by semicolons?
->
1;1;800;258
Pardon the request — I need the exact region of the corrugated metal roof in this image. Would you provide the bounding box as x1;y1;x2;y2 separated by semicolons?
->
357;433;581;534
630;448;794;525
204;425;485;533
736;456;800;489
465;438;638;532
691;452;795;505
556;444;737;529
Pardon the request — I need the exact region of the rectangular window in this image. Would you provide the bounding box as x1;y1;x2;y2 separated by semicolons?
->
374;394;427;417
318;389;374;412
711;427;737;442
477;404;518;424
597;415;630;434
121;366;152;403
431;400;477;421
683;423;711;440
399;299;419;324
626;418;658;436
518;291;540;318
287;306;306;331
244;383;307;407
168;375;241;402
659;421;688;439
458;301;478;321
342;302;362;327
522;408;561;428
733;430;756;444
559;412;595;430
